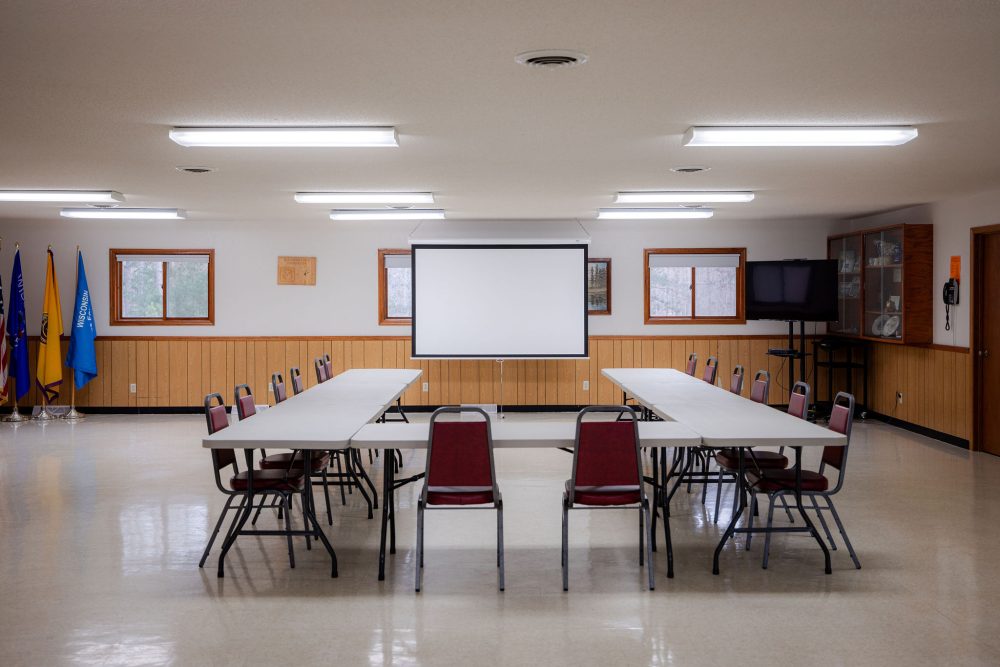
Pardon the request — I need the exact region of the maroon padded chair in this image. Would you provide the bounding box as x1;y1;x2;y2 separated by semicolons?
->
711;376;803;524
259;373;336;525
416;407;503;592
745;392;861;569
289;367;304;395
702;356;719;385
315;357;331;384
749;369;770;404
729;365;745;395
199;392;304;572
685;352;698;376
563;406;657;590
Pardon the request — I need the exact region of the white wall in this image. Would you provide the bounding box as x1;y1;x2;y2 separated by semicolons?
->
0;215;837;337
837;187;1000;348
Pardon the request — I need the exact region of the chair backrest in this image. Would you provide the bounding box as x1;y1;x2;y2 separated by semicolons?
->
271;372;287;404
788;381;810;420
569;406;643;502
750;370;770;404
729;365;745;395
289;367;304;395
204;393;236;475
234;384;256;420
822;392;855;477
324;354;332;369
685;352;698;376
315;357;330;383
423;407;497;497
702;356;718;384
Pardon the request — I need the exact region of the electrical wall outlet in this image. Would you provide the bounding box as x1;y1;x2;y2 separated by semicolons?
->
267;384;273;392
582;380;590;391
896;391;903;404
129;383;136;394
422;382;429;393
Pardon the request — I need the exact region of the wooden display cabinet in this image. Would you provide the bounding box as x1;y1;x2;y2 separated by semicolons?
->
827;224;933;345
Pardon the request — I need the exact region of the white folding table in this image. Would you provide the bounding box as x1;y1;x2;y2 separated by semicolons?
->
602;368;847;574
201;369;422;577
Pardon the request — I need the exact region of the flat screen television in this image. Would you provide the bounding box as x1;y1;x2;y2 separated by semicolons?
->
745;259;838;321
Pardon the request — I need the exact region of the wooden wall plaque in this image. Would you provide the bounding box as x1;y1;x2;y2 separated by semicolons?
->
277;256;316;285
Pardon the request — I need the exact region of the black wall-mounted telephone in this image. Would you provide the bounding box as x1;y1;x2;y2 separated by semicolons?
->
943;278;959;331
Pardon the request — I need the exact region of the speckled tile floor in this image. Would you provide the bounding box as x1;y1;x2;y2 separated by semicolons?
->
1;412;999;666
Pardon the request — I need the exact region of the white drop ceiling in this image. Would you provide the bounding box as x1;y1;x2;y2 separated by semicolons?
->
1;1;999;224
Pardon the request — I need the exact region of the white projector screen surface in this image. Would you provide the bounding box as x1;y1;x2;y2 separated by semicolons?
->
412;245;588;358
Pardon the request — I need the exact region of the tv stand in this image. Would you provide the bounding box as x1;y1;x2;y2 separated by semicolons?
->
765;320;809;415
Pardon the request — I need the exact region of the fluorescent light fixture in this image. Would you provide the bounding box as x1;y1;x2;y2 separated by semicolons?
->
683;126;918;147
598;208;714;220
330;209;445;221
615;191;754;204
60;208;186;220
0;190;124;203
296;192;434;205
169;126;398;147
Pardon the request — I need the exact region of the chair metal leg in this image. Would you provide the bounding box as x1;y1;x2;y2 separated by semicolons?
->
345;452;374;519
700;451;711;505
643;501;655;590
639;502;645;566
217;492;255;578
746;494;757;550
497;501;505;592
200;496;239;568
713;469;724;524
810;494;836;549
415;500;424;592
762;494;778;569
779;494;795;523
826;496;862;569
562;498;569;591
321;468;334;526
334;454;347;505
283;493;296;569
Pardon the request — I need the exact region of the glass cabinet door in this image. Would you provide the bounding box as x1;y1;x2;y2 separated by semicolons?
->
829;234;862;335
863;228;904;340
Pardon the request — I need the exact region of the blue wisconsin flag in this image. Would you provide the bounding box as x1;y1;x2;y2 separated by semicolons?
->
6;249;30;400
66;250;98;389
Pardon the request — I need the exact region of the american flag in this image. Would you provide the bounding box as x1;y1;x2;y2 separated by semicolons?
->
0;271;9;404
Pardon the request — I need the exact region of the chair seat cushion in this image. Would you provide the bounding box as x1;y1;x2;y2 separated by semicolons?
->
566;480;641;506
260;451;330;472
746;468;829;493
426;488;495;505
715;448;788;470
229;469;304;492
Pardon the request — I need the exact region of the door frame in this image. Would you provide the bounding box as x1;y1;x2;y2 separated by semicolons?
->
971;223;1000;452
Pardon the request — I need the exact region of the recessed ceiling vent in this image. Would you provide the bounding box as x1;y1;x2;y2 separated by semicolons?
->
670;166;711;174
515;50;588;68
176;166;216;174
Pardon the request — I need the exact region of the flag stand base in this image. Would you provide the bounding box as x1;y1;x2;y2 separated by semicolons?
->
63;407;85;421
34;408;57;421
2;407;28;423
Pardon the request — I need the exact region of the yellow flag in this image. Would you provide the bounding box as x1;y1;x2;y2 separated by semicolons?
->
37;248;64;403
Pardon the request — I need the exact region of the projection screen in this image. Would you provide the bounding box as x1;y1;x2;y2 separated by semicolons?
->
411;244;588;358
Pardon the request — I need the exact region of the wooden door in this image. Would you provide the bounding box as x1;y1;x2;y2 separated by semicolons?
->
975;229;1000;455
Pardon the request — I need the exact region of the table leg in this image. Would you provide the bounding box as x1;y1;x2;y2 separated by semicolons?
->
791;446;832;574
378;449;393;580
649;447;660;552
713;447;746;575
301;450;339;577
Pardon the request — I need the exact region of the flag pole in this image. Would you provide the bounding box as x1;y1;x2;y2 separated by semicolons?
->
3;241;27;423
64;245;84;421
35;245;56;421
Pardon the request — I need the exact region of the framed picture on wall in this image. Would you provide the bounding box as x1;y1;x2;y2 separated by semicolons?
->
587;258;611;315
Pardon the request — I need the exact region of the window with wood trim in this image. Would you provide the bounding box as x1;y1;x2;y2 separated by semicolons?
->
644;248;746;324
110;249;215;326
378;249;411;325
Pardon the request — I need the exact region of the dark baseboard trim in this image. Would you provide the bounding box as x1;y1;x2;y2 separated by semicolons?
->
868;411;969;449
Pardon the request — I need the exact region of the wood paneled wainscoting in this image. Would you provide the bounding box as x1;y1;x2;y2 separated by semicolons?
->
5;336;973;446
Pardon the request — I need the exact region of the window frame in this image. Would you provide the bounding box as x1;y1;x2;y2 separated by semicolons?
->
109;248;215;326
644;247;746;325
377;248;412;326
